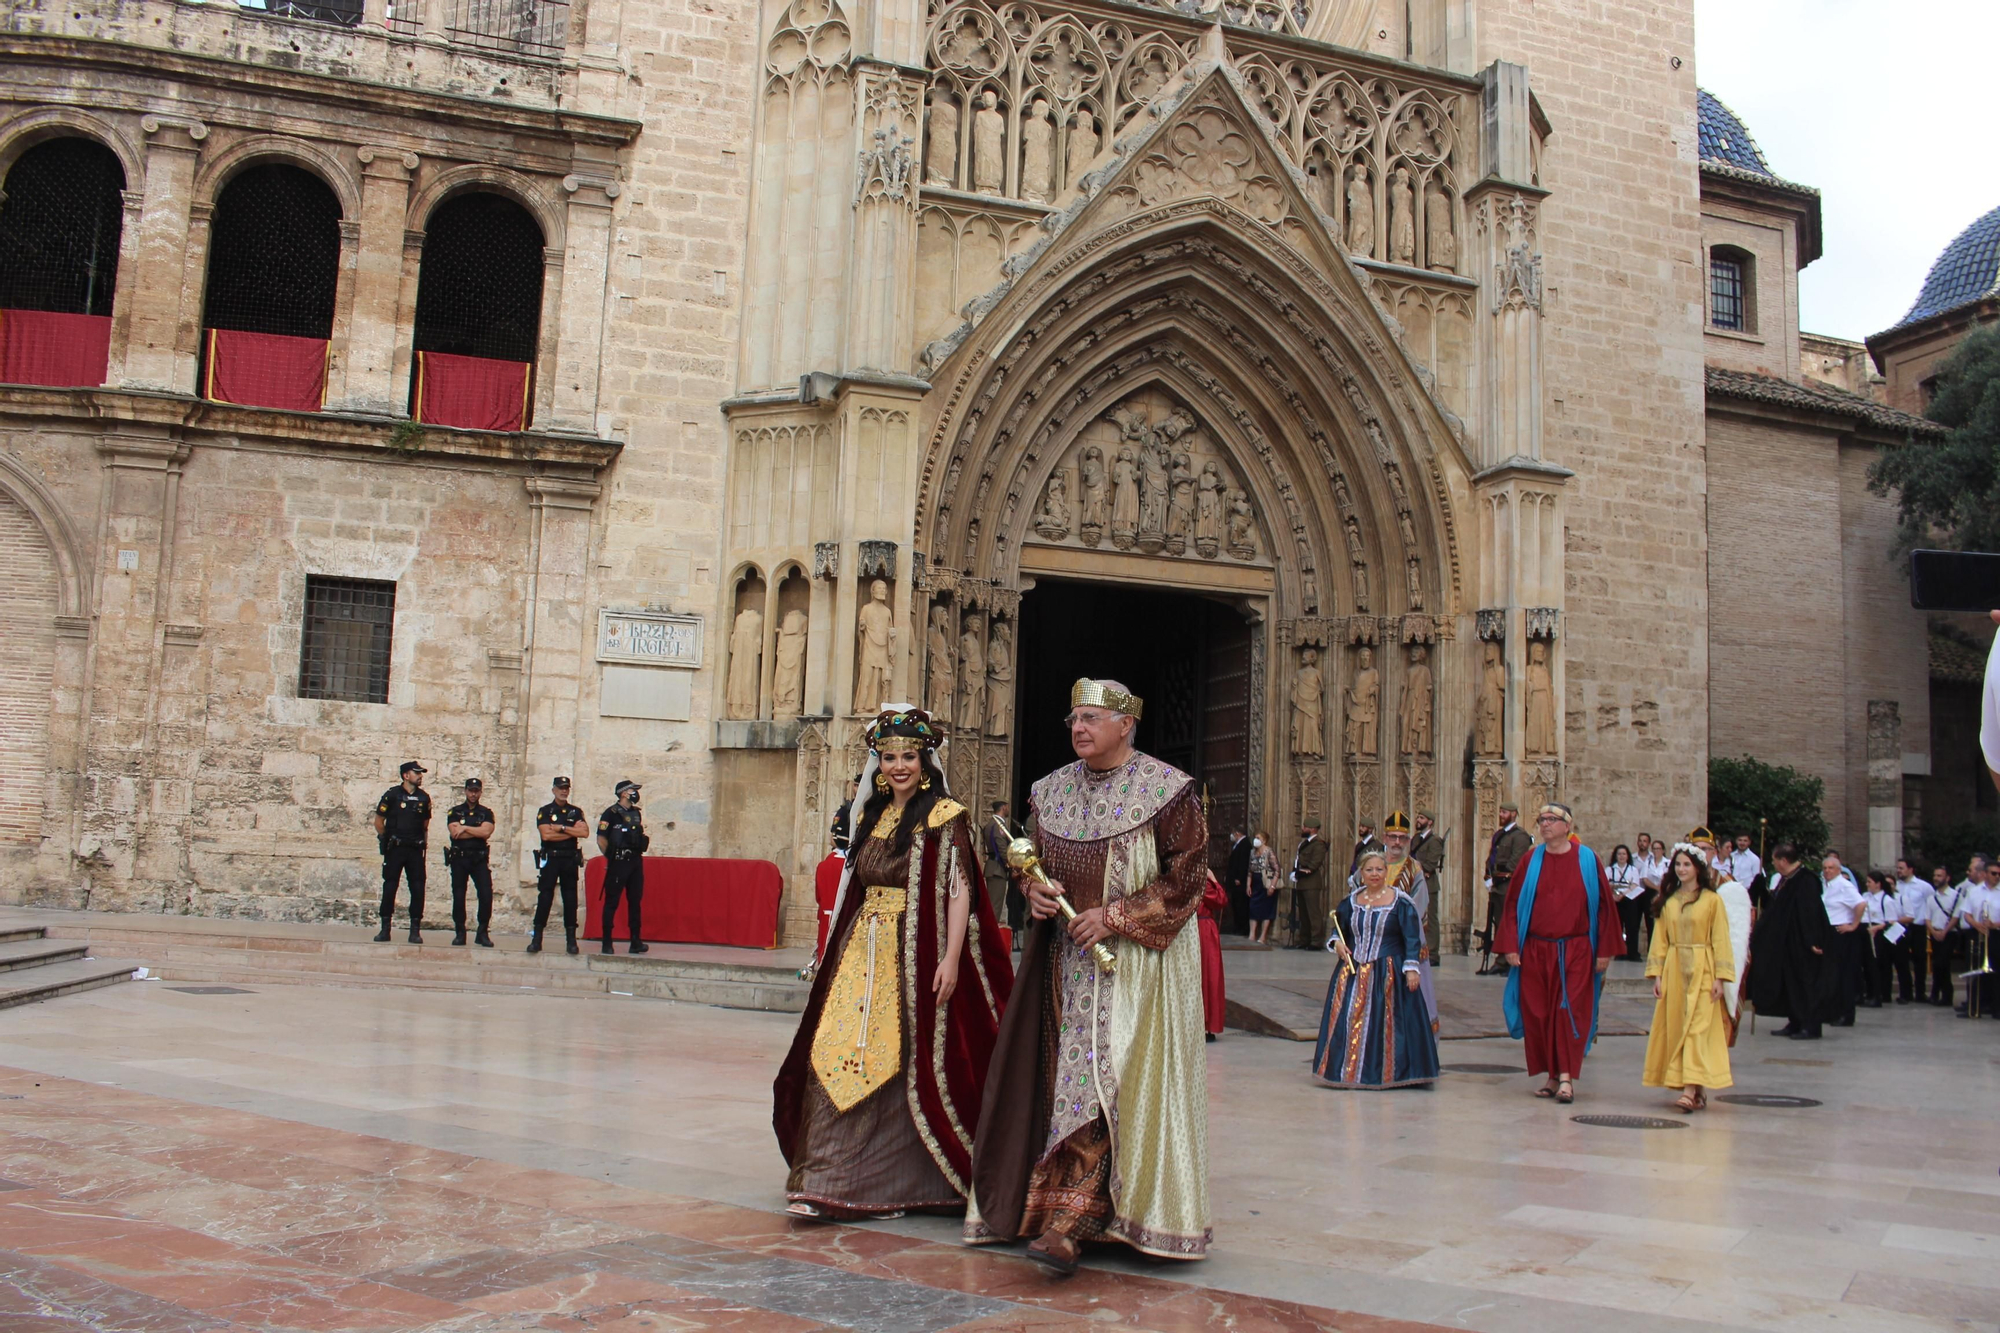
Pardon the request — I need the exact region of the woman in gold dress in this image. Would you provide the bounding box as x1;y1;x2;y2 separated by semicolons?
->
1642;846;1735;1112
773;707;1013;1218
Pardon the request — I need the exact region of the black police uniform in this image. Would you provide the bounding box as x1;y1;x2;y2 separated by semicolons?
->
598;801;650;950
445;799;496;941
532;797;588;950
375;784;433;935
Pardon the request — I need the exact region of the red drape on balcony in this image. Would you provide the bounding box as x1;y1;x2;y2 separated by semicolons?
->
413;350;531;431
205;328;329;412
0;310;111;388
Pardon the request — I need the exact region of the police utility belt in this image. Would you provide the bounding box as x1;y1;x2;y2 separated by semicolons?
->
444;839;489;866
535;841;581;870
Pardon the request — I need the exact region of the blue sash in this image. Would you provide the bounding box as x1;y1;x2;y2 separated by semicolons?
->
1501;843;1605;1052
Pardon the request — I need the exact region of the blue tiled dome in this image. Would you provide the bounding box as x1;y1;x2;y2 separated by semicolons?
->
1896;204;2000;327
1697;90;1773;178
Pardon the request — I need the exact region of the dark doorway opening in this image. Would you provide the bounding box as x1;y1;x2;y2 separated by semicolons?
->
1014;579;1256;870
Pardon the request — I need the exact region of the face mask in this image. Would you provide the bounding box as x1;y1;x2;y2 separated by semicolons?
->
1252;838;1263;848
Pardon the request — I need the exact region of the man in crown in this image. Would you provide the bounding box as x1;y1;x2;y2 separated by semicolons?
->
969;678;1211;1273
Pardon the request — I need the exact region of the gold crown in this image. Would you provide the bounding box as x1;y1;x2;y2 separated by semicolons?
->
1382;810;1412;835
1070;678;1143;719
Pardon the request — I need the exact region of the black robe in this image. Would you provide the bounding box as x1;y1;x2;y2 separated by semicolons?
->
1746;866;1838;1022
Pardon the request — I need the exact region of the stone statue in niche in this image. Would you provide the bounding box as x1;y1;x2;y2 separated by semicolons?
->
1345;164;1374;257
1195;461;1223;559
1342;515;1365;562
1077;445;1107;546
986;620;1013;736
1344;645;1379;758
853;577;895;715
925;89;960;188
1425;183;1455;273
1525;640;1557;755
1400;642;1433;756
1405;556;1424;611
1475;641;1505;756
1137;440;1169;552
1388;167;1416;265
1021;98;1055;203
1034;469;1070;539
972;89;1005;195
1225;488;1255;560
1395;505;1418;549
773;608;808;719
1067;108;1099;190
926;604;954;715
1110;446;1139;549
726;605;763;720
957;615;986;734
1166;452;1194;555
1291;646;1325;758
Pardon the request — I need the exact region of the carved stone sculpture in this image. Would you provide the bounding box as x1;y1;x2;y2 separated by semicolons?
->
957;616;986;734
1138;439;1169;551
925;90;960;188
1110;446;1139;549
972;89;1005;195
1034;469;1070;540
1475;640;1505;756
1400;642;1433;755
1345;165;1373;257
1195;461;1222;558
1067;108;1099;191
925;604;954;715
1077;445;1106;545
1388;167;1415;265
726;606;763;720
1344;645;1380;758
1526;640;1557;755
1165;452;1193;555
1225;488;1255;560
773;608;808;719
1291;647;1325;758
1021;98;1055;203
1425;183;1455;273
986;620;1013;736
853;578;895;714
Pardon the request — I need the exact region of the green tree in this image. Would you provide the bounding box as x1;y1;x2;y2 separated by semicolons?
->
1708;756;1831;859
1912;817;2000;880
1868;322;2000;552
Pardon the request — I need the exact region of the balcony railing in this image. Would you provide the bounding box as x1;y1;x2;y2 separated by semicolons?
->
240;0;363;26
383;0;571;60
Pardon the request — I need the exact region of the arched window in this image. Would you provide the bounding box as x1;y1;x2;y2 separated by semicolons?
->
410;191;546;430
202;162;343;411
0;137;126;387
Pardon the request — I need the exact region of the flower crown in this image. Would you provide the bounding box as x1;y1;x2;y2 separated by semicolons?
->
866;706;943;751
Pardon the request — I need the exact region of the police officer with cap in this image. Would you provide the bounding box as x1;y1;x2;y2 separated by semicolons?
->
596;779;651;954
530;777;590;954
373;762;432;943
445;777;497;948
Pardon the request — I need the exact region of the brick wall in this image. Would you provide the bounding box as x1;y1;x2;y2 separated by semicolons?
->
0;491;58;853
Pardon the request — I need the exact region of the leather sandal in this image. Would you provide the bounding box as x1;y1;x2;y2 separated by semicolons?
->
1555;1079;1574;1104
1674;1091;1699;1113
1026;1232;1080;1276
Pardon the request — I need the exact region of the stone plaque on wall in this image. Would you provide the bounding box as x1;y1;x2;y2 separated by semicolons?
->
597;610;703;668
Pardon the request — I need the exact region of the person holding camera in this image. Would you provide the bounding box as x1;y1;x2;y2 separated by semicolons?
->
444;777;496;948
530;777;589;955
596;779;651;954
373;761;432;944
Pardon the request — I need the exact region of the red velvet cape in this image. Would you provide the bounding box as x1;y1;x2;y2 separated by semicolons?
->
773;816;1014;1193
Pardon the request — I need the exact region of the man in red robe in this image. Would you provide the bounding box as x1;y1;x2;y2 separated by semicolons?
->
1496;802;1622;1102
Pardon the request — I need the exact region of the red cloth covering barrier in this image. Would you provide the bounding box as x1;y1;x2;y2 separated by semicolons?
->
813;852;845;955
205;328;328;411
413;350;531;431
584;855;784;948
0;309;111;387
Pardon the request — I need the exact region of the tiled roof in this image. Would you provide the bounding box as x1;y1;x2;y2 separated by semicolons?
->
1697;91;1773;178
1931;624;1988;686
1705;367;1946;436
1893;203;2000;328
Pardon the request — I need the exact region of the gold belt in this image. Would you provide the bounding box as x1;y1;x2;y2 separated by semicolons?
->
811;885;907;1112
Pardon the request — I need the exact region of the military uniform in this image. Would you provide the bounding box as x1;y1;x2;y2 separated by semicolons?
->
597;791;650;953
445;795;496;945
1411;825;1446;957
532;792;588;953
1290;831;1331;950
375;780;432;940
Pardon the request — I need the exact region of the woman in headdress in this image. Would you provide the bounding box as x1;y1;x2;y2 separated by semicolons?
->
1311;849;1439;1089
774;707;1013;1218
1641;844;1735;1111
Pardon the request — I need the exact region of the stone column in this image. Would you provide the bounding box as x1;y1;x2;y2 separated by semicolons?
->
330;147;419;414
515;476;600;871
102;189;146;387
547;170;619;434
1867;700;1902;868
120;117;207;394
844;67;924;376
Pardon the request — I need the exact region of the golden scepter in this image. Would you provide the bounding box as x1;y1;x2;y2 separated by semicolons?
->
995;816;1117;973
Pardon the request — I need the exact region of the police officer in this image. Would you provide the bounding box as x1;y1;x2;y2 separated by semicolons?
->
597;779;651;954
530;777;589;955
372;761;432;943
445;777;497;948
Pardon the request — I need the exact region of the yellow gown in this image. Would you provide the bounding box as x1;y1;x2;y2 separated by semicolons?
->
1642;889;1735;1090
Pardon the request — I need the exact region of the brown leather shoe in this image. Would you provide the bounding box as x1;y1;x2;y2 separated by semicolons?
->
1026;1229;1079;1276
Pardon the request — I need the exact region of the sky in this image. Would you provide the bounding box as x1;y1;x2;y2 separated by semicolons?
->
1692;0;1999;342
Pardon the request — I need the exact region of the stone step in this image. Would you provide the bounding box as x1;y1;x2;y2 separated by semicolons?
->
0;926;48;945
0;958;140;1011
0;938;90;974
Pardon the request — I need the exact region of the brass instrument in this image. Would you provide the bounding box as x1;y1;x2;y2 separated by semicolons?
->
995;816;1117;973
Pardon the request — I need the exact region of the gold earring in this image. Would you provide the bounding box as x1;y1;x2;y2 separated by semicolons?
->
919;774;932;790
875;774;891;792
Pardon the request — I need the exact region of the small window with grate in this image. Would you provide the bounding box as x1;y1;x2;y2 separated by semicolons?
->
1709;248;1752;332
300;576;396;703
239;0;364;28
203;163;343;339
0;137;127;317
412;191;547;363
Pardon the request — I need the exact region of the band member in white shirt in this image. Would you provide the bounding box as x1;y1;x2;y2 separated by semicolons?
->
1889;857;1930;1005
1859;871;1895;1008
1727;834;1763;906
1820;853;1864;1028
1635;835;1667;912
1608;844;1645;961
1926;860;1974;1008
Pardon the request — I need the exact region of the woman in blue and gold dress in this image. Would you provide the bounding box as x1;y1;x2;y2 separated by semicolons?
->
1312;849;1439;1089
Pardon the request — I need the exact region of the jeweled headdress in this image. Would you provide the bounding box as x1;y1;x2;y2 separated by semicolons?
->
866;704;943;751
1070;678;1143;719
1382;810;1413;835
